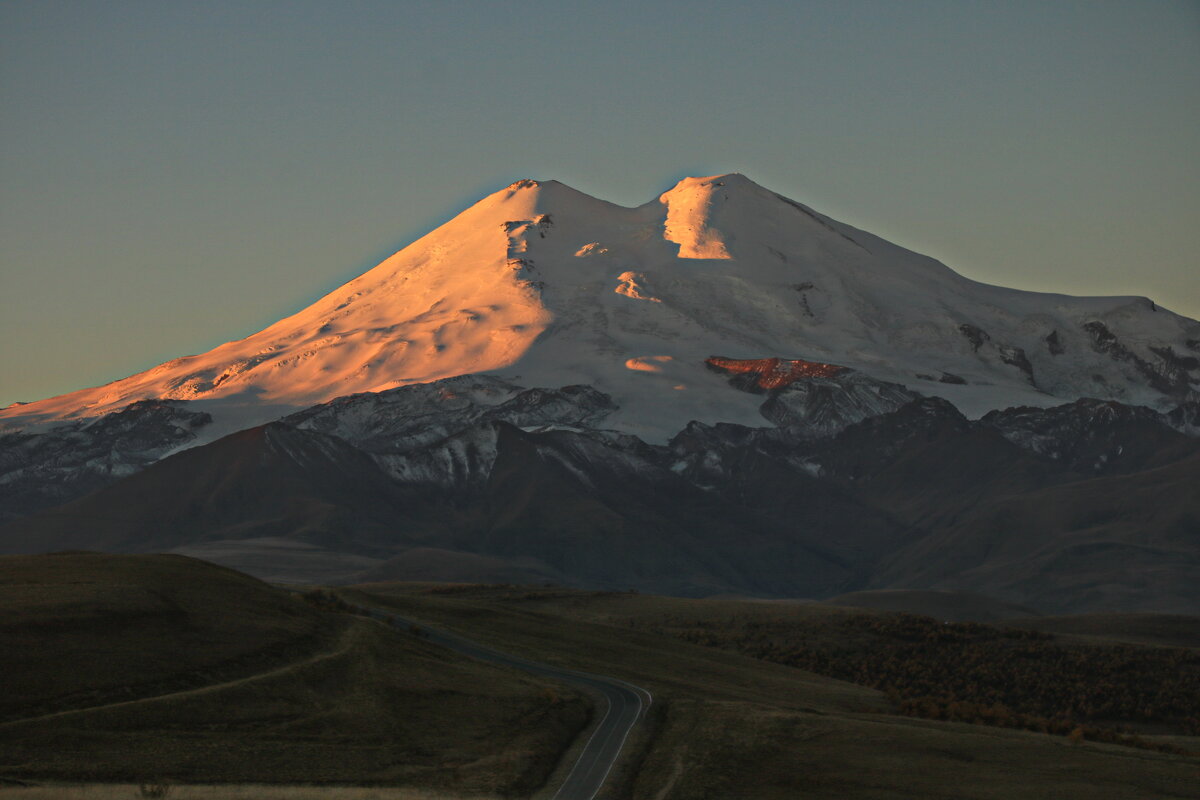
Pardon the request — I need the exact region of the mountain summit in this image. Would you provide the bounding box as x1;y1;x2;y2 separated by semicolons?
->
3;175;1200;607
5;174;1198;441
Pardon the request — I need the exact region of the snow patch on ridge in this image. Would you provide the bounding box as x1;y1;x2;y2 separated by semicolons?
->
660;176;735;259
615;271;661;302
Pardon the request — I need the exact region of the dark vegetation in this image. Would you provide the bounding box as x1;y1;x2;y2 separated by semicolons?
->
626;611;1200;752
299;587;369;615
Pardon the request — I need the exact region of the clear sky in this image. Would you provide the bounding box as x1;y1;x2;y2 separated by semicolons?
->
2;0;1198;407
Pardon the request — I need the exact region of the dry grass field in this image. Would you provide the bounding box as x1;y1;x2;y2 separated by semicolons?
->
3;558;1198;799
0;786;488;799
347;583;1200;800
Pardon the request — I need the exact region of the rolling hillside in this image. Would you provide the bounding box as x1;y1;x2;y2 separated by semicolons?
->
0;554;588;793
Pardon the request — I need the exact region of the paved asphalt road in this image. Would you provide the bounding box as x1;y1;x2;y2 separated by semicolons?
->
364;607;652;800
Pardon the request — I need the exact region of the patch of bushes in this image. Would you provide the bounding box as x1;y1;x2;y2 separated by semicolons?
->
632;612;1200;752
299;589;368;615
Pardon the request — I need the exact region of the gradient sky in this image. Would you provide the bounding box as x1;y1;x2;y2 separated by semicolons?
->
2;0;1198;407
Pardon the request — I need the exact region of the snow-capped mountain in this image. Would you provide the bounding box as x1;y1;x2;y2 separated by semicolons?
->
3;174;1197;443
3;174;1199;612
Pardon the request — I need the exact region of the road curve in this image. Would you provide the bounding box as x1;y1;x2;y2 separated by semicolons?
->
363;606;651;800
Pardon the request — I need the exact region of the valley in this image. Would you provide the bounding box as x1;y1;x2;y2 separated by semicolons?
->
4;553;1197;799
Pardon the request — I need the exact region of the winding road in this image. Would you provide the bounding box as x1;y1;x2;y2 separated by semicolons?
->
363;606;652;800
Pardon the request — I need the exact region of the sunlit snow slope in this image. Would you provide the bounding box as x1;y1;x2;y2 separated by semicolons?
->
4;174;1198;442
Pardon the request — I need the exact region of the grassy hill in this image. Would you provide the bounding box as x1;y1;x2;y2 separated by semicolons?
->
1006;611;1200;649
822;589;1039;622
0;554;589;794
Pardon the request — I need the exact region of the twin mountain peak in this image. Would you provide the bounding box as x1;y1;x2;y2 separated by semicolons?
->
4;173;1198;444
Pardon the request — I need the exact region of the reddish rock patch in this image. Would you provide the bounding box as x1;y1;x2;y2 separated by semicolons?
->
706;356;848;390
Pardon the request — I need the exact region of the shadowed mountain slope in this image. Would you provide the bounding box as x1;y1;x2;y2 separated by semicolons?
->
874;451;1200;614
4;393;1198;612
0;424;410;556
